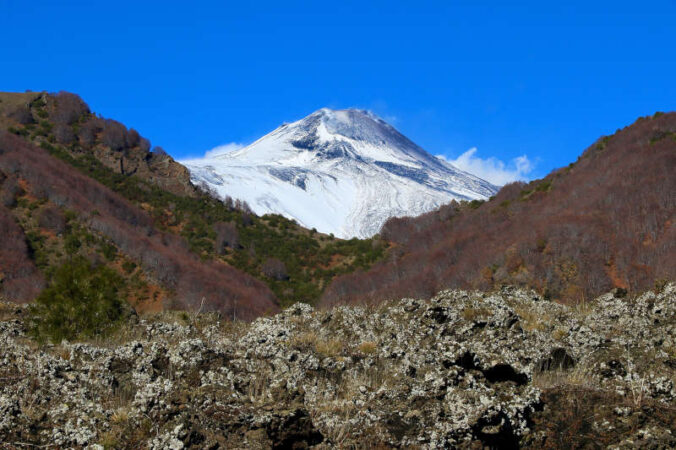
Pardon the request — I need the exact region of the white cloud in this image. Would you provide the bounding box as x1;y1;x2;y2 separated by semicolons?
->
438;148;534;186
180;142;245;164
382;114;398;124
203;142;245;158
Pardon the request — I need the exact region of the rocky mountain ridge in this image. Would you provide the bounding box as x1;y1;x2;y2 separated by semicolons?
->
0;91;196;197
1;284;674;448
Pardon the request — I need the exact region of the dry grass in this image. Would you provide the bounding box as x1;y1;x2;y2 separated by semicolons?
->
316;338;344;357
358;341;377;354
337;364;394;399
77;309;234;349
512;305;552;332
572;298;595;317
97;430;121;449
246;372;272;404
532;365;595;390
53;346;72;361
461;306;491;321
0;301;23;321
288;330;346;357
0;92;42;128
551;326;568;341
110;407;130;424
289;331;318;349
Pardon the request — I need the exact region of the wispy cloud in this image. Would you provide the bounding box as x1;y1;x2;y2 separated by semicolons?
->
382;114;398;124
180;142;246;164
203;142;245;158
438;148;534;186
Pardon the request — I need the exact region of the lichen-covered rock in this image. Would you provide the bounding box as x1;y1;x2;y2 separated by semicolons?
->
0;284;674;448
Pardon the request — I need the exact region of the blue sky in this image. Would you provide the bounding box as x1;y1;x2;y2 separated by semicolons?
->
2;0;675;183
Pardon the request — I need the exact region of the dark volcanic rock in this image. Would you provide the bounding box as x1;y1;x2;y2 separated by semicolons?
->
0;283;674;448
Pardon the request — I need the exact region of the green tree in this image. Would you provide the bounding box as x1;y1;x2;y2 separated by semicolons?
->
29;257;126;343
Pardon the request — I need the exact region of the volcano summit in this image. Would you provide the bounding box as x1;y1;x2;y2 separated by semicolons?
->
184;108;497;238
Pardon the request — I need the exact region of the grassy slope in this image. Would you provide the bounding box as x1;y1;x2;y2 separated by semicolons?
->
7;189;167;314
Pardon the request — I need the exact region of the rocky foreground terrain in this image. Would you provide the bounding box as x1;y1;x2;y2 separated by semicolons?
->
1;285;675;449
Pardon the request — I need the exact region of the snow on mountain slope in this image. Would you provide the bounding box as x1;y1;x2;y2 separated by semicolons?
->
182;108;498;238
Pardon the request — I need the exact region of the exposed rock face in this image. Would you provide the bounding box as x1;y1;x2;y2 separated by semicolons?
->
92;145;195;198
0;284;674;448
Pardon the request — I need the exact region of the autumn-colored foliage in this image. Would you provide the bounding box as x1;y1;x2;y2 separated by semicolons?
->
0;131;278;319
322;112;676;307
0;204;44;302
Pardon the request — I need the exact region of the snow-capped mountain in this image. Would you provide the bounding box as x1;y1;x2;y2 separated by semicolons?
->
183;108;498;238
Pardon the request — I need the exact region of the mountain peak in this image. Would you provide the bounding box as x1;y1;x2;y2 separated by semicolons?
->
300;107;378;126
184;109;497;238
305;107;387;132
278;108;423;163
312;106;371;116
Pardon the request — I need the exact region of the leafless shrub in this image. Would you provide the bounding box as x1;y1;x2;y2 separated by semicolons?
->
127;129;140;148
53;123;76;145
7;105;35;124
214;221;239;253
79;118;103;148
262;258;288;281
101;119;128;151
37;206;67;234
50;92;89;124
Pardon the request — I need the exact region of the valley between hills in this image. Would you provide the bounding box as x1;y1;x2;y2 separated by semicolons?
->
0;91;674;448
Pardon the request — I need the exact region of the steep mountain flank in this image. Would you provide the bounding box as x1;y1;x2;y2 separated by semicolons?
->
185;108;497;238
322;112;676;306
0;131;278;319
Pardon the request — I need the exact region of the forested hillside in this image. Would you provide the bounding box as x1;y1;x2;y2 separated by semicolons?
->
0;130;279;319
0;91;386;311
322;112;676;307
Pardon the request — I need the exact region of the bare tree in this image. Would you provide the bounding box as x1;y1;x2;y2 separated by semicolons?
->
152;146;168;156
262;258;288;281
214;221;239;253
78;118;103;148
101;119;128;151
127;128;141;147
6;105;34;124
53;123;75;145
50;92;89;124
38;206;67;234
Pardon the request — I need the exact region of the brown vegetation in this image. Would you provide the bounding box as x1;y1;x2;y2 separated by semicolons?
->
261;257;289;281
213;221;239;253
0;205;44;302
0;131;278;319
322;112;676;307
530;386;676;449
